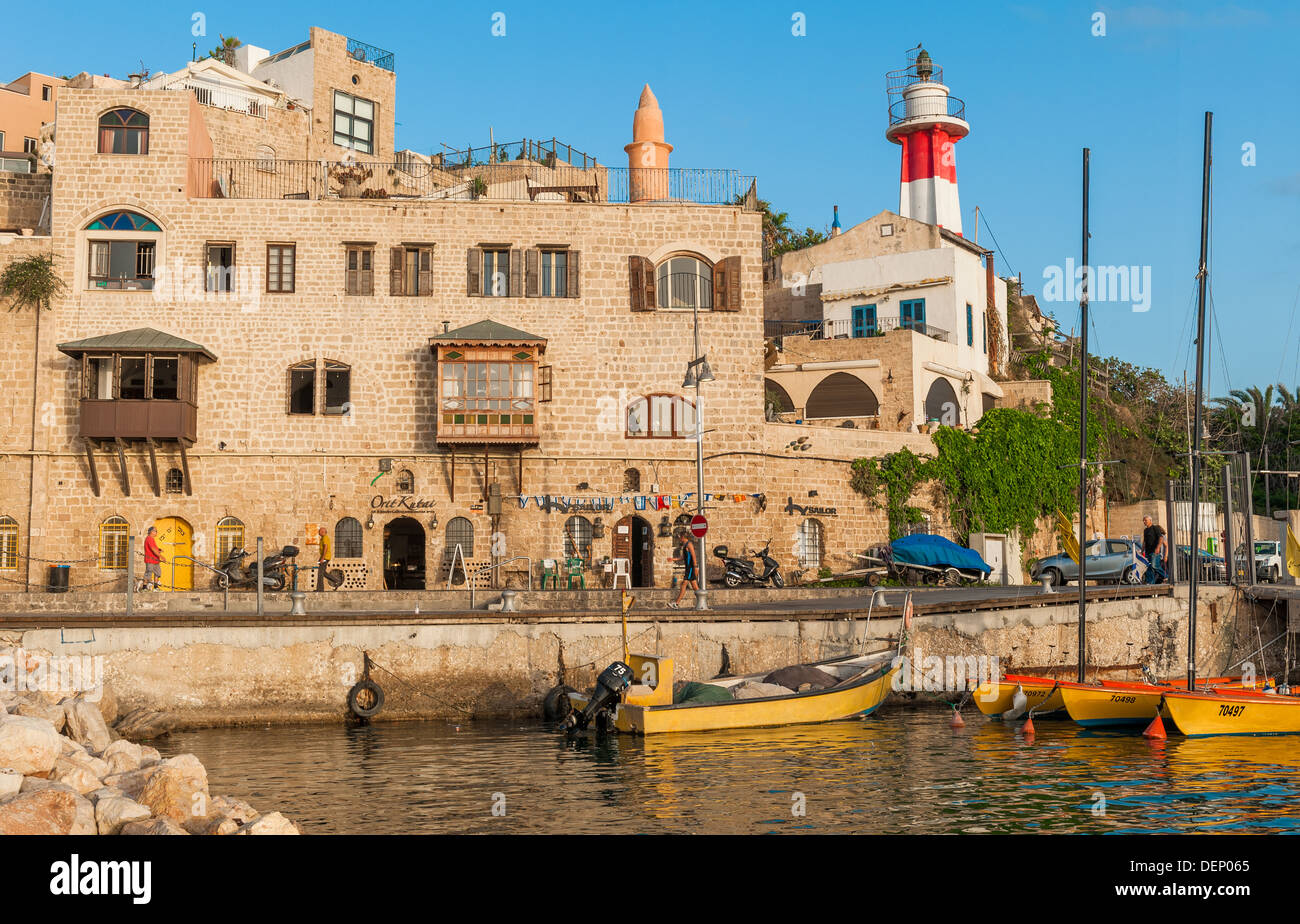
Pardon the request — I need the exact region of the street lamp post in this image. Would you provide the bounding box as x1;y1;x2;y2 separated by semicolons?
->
684;298;714;611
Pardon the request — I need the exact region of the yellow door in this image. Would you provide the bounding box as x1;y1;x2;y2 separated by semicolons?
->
154;517;193;591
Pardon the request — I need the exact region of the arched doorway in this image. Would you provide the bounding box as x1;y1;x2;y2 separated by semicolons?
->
806;372;879;418
924;377;961;426
612;515;654;586
383;516;426;589
153;516;193;591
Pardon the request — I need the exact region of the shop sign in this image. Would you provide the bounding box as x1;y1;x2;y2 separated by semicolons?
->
370;495;439;512
784;496;838;517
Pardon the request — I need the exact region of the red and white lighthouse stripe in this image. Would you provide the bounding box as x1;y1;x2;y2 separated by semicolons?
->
897;125;962;235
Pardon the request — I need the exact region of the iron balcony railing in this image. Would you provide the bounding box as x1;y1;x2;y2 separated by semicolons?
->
346;37;395;72
888;94;966;126
766;317;950;343
435;138;600;170
189;158;758;208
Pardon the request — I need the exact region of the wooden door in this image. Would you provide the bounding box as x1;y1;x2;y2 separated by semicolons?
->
154;516;193;591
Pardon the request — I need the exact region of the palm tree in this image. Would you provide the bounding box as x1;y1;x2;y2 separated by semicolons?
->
209;35;241;66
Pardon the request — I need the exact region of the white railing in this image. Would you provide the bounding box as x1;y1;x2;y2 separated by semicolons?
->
178;82;269;119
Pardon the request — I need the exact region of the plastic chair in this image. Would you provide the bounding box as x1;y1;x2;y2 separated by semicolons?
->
541;559;559;589
565;557;585;589
612;557;631;589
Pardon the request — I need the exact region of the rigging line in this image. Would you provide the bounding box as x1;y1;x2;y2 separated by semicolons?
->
977;209;1016;280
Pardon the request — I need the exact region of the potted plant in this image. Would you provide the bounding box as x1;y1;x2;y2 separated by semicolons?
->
329;163;372;198
469;175;488;200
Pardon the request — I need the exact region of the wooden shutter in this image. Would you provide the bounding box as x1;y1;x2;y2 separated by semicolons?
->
567;250;581;298
417;247;433;296
360;249;373;295
713;261;728;309
718;256;741;311
389;246;404;296
466;247;482;296
629;256;645;310
525;248;539;297
345;248;359;295
509;248;523;297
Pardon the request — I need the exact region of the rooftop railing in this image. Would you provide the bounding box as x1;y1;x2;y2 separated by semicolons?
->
765;317;951;344
346;37;395;72
189;158;757;208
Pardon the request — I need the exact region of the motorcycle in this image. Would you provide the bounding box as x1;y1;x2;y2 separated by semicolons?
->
714;539;785;589
213;545;297;592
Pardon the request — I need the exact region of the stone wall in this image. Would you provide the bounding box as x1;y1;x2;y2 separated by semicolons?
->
995;378;1052;414
0;172;50;232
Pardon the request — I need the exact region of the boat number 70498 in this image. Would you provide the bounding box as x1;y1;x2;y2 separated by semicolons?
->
1217;703;1247;717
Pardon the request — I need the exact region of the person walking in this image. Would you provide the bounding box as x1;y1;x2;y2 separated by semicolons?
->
140;526;165;592
1142;515;1168;584
315;526;332;592
669;534;698;609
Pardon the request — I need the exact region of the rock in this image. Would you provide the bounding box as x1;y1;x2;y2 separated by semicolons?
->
0;769;21;797
101;767;154;801
91;683;120;727
101;740;142;775
0;715;62;775
189;815;240;835
19;776;78;794
120;816;189;835
233;811;299;835
135;754;208;825
140;746;161;767
87;786;124;805
16;697;67;731
60;737;89;759
64;698;112;753
0;789;78;835
114;708;173;742
49;757;102;795
69;792;96;835
211;795;259;826
96;795;151;835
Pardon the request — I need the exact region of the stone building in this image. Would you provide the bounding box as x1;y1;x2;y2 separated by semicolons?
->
0;26;944;596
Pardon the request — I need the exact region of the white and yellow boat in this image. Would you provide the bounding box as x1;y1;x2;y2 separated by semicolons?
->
971;674;1067;718
565;650;897;736
1162;688;1300;737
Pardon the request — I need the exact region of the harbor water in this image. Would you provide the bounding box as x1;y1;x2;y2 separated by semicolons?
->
159;709;1300;834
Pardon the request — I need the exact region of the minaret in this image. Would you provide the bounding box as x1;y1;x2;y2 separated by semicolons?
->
885;47;969;234
625;84;673;203
830;205;842;236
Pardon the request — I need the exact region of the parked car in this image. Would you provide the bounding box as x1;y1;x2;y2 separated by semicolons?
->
1235;540;1283;583
1175;545;1227;583
1031;538;1142;587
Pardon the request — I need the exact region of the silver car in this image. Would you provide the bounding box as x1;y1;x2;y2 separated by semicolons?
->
1031;538;1142;587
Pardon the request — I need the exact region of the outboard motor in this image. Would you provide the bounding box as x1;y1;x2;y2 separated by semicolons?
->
565;661;632;732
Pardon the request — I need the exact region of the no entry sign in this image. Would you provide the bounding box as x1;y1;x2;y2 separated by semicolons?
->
690;514;708;538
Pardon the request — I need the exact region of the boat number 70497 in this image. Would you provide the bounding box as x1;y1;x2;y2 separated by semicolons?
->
1217;703;1247;717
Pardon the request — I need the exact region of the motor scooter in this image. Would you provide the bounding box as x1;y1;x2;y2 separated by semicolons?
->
713;539;785;588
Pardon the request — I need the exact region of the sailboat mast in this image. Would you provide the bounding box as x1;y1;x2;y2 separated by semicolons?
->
1078;148;1090;684
1188;111;1213;690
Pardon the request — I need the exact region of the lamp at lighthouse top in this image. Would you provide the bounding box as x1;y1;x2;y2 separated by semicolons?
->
885;46;969;145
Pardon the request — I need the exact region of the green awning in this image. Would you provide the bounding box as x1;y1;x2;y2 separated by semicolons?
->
57;328;217;361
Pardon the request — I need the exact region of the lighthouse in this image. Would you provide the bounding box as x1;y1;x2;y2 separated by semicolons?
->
885;47;969;234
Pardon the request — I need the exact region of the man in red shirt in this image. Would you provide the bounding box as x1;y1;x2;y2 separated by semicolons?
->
141;526;165;591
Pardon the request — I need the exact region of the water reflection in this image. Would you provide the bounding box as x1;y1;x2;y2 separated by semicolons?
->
159;710;1300;834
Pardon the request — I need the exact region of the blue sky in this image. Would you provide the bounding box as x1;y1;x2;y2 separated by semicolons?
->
7;0;1297;395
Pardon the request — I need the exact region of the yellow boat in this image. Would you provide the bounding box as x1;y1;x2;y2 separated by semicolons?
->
971;674;1066;718
1162;688;1300;737
1060;676;1273;728
565;650;897;735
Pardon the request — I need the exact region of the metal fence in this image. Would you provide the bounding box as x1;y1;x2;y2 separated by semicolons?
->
1164;451;1254;586
190;158;757;208
764;316;951;344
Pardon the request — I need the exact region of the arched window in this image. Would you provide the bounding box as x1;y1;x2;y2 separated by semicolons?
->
395;470;414;494
655;255;713;310
563;516;593;561
288;361;316;415
622;467;641;492
796;518;824;570
98;108;149;154
0;515;17;571
85;211;160;291
323;361;351;416
445;517;473;558
764;379;795;420
99;516;129;570
806;372;879;419
85;211;161;232
215;517;245;561
255;144;277;173
335;517;363;558
165;468;185;493
924;377;961;427
626;394;697;438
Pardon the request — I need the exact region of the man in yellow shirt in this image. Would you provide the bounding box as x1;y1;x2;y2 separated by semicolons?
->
316;526;332;592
